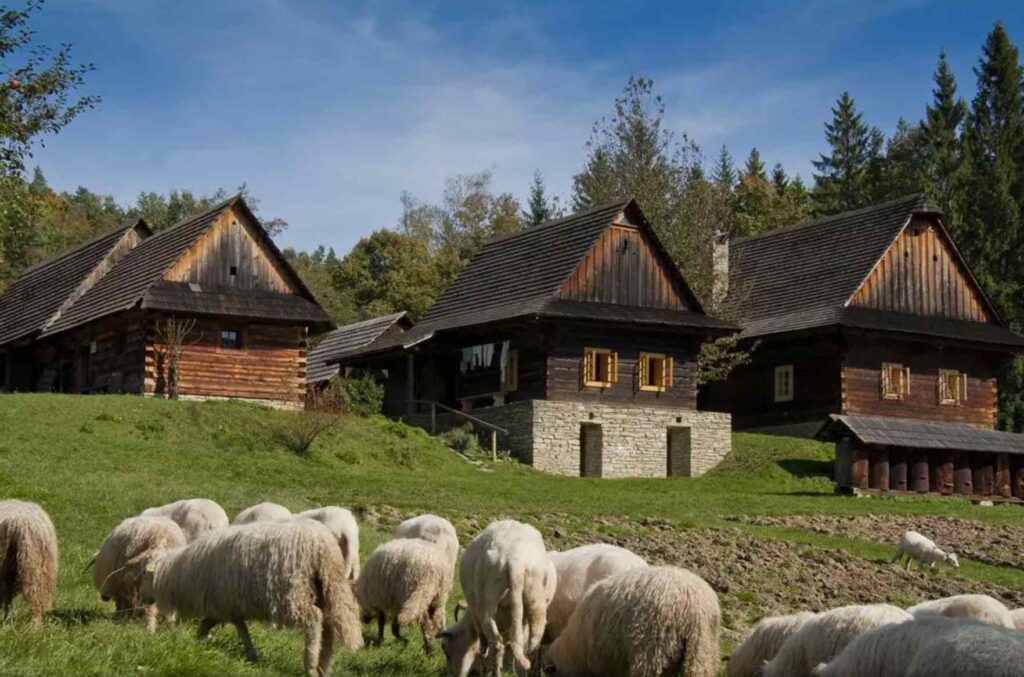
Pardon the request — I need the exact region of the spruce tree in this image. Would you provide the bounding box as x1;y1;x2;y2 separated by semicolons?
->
812;91;884;214
523;170;556;226
744;148;766;180
770;163;788;195
921;50;968;223
712;145;736;188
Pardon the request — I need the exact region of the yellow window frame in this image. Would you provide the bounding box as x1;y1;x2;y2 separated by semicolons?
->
639;352;673;392
583;347;618;388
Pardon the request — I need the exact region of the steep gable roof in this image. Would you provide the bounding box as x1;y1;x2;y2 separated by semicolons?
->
306;312;410;384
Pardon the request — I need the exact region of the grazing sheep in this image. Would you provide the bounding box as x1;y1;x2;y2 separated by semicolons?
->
298;507;361;580
354;537;452;654
1010;607;1024;630
545;543;647;641
907;594;1015;628
141;498;229;542
544;565;720;677
891;530;959;570
93;516;186;631
395;513;459;571
440;520;554;676
761;604;912;677
232;501;292;525
905;622;1024;676
727;611;816;677
0;499;58;626
140;519;362;677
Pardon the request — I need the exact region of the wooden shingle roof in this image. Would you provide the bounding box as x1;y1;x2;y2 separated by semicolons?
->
306;312;410;384
822;414;1024;455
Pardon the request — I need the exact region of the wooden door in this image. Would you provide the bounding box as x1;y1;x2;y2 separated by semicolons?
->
667;426;692;477
579;423;603;478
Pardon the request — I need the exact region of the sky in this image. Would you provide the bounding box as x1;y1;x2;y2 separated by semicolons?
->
26;0;1024;254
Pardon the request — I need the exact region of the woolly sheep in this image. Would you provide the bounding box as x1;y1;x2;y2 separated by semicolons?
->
761;604;912;677
92;516;186;631
298;507;361;580
727;611;816;677
395;513;459;571
440;519;554;676
140;519;362;677
891;530;960;569
905;622;1024;676
544;565;721;677
232;501;292;525
141;498;229;542
545;543;647;641
1010;607;1024;630
907;594;1015;628
354;537;452;654
0;499;58;626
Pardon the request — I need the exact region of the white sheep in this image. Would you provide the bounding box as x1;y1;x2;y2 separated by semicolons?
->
354;537;452;654
0;499;59;626
92;516;187;630
891;530;960;569
440;519;554;676
298;507;360;580
907;594;1015;628
140;519;362;677
727;611;816;677
395;513;459;571
1010;607;1024;630
545;543;647;641
905;622;1024;676
141;498;229;542
761;603;912;677
544;565;721;677
232;501;292;525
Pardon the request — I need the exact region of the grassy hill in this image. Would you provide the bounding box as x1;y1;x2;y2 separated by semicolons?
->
0;394;1022;675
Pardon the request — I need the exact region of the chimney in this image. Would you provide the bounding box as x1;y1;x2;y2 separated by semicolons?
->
712;237;729;308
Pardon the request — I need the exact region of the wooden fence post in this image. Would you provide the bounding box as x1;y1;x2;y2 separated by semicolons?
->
431;402;436;435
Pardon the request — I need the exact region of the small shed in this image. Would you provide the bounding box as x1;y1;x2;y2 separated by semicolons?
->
306;312;411;386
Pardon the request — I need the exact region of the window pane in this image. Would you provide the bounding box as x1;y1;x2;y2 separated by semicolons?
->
220;330;241;349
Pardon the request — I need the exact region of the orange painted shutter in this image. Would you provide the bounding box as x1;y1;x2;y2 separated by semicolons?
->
664;357;673;388
961;373;967;402
904;367;911;396
611;352;619;383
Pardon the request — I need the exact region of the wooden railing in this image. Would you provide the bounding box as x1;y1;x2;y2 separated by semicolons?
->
409;399;507;461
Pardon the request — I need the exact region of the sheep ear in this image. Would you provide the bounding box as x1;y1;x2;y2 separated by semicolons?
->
454;599;467;621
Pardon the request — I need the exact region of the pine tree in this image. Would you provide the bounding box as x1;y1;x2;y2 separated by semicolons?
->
883;118;929;199
523;170;557;226
921;50;968;224
712;145;736;188
812;91;885;214
770;163;788;195
744;148;766;180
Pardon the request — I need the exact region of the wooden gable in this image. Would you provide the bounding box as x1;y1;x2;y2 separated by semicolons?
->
848;215;994;323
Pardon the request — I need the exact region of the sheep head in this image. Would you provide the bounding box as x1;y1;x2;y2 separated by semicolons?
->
945;552;960;568
440;612;482;677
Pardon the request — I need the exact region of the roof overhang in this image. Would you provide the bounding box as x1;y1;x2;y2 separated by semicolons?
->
820;414;1024;455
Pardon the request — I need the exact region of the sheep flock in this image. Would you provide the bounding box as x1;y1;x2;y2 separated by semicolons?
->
0;498;1022;676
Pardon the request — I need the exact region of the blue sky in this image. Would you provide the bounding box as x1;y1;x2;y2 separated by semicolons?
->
27;1;1024;253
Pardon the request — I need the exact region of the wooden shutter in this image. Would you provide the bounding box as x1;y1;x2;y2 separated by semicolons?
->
904;367;911;396
961;372;967;402
638;354;648;389
664;356;673;389
581;352;592;388
881;366;890;397
611;352;619;383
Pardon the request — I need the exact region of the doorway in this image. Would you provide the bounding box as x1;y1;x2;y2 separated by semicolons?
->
666;426;692;477
579;423;603;478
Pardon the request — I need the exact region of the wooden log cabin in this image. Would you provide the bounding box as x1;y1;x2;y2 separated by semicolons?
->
326;199;736;478
0;196;330;407
701;194;1024;497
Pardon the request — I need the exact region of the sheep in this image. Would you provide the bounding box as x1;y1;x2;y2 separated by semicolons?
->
0;499;58;626
545;543;647;641
761;603;912;677
907;594;1015;628
298;507;361;580
891;530;960;570
232;501;292;525
141;498;229;542
354;537;452;654
440;519;554;676
92;516;186;631
727;611;817;677
544;565;720;677
905;622;1024;676
140;519;362;677
395;513;459;571
1010;607;1024;630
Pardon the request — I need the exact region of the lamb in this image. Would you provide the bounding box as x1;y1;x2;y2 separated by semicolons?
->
139;519;362;677
394;513;459;571
726;611;816;677
232;501;292;525
141;498;229;542
354;537;452;654
891;530;960;569
440;519;555;676
92;516;186;631
905;622;1024;676
0;499;59;626
761;603;912;677
544;565;720;677
907;594;1015;628
298;507;361;580
545;543;647;641
1010;607;1024;630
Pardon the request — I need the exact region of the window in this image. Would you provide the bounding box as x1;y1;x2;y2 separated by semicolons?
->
501;349;518;392
219;329;242;349
583;347;618;388
639;352;673;392
229;265;238;277
881;363;910;400
938;369;966;405
774;364;794;403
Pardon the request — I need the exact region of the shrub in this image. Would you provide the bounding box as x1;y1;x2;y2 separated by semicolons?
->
270;388;342;456
438;423;482;456
330;375;384;417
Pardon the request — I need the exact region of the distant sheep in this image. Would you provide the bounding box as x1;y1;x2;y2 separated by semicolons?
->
232;502;292;525
0;499;58;625
907;594;1015;628
298;507;360;580
762;604;912;677
545;543;647;641
140;519;362;677
141;498;229;542
544;565;721;677
93;516;186;631
905;622;1024;676
394;513;459;571
354;537;452;654
891;530;959;570
1010;607;1024;630
727;611;816;677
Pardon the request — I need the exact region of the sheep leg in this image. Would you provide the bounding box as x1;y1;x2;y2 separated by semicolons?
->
303;607;323;677
233;620;259;663
376;612;386;645
144;604;159;633
391;617;407;644
480;614;504;676
317;617;335;677
197;617;219;639
421;610;436;655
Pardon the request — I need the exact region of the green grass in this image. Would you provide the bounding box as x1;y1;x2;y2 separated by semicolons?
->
0;393;1021;675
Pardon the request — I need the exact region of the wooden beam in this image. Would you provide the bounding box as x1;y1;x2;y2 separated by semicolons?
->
405;353;415;420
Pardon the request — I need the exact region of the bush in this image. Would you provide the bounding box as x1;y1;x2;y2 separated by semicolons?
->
331;375;384;417
270;389;342;456
438;423;482;456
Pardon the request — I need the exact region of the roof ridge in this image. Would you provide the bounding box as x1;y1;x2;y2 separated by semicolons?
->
331;311;407;331
18;219;140;276
483;198;630;246
140;193;240;242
